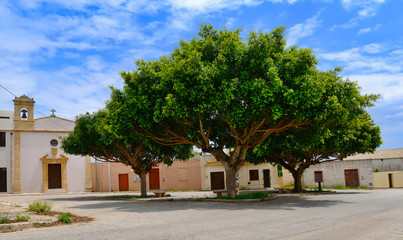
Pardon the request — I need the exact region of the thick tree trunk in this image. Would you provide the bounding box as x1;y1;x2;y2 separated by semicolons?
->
140;171;147;197
225;167;238;199
291;168;305;192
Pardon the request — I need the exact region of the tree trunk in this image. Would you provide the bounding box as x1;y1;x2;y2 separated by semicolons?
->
225;167;238;199
291;168;305;192
140;171;147;197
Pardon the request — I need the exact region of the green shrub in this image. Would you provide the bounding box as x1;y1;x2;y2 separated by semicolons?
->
218;192;268;200
58;212;73;224
374;168;380;172
28;200;52;213
15;213;30;222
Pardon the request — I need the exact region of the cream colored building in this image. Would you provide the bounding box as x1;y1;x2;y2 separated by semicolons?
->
0;95;92;193
200;154;278;190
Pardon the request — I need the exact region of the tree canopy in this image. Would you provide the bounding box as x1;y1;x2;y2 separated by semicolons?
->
61;110;193;196
249;73;382;191
106;24;380;198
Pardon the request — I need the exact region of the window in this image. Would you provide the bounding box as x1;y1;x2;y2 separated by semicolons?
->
249;170;259;181
314;171;323;182
50;139;58;147
0;132;5;147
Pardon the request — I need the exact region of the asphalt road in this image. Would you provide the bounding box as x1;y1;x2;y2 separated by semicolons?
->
0;189;402;240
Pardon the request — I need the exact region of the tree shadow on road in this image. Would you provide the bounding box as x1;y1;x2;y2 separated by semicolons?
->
46;193;360;213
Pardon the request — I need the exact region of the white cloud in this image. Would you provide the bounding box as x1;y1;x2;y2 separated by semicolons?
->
319;44;403;101
333;0;386;30
358;24;382;35
320;46;402;73
347;73;403;101
362;43;383;54
287;11;322;46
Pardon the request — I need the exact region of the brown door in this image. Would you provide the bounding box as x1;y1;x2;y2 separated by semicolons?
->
48;164;62;189
263;169;271;188
210;172;225;190
119;174;129;191
0;168;6;192
388;174;393;188
344;169;359;188
149;168;160;190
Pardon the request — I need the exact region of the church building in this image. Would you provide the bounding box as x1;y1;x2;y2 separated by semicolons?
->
0;95;92;193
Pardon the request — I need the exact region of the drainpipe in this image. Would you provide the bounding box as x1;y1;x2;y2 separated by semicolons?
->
108;162;111;192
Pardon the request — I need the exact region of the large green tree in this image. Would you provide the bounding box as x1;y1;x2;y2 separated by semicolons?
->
107;25;357;198
61;111;192;197
250;74;382;192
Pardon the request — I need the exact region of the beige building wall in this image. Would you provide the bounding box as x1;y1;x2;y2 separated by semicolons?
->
279;168;295;187
373;171;403;188
200;154;278;190
92;159;202;192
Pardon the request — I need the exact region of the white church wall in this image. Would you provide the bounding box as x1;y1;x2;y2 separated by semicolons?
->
20;131;87;193
34;117;75;131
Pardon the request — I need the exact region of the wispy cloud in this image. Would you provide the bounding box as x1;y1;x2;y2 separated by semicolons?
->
287;11;322;46
333;0;386;30
357;23;382;35
319;43;403;101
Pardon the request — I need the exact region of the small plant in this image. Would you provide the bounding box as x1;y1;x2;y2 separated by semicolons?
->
28;200;52;213
373;168;380;172
0;204;11;224
15;213;30;222
0;216;10;224
58;212;73;224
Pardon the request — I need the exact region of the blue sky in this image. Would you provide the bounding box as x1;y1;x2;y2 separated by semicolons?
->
0;0;402;150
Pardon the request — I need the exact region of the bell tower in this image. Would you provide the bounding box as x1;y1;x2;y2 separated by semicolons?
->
13;95;35;130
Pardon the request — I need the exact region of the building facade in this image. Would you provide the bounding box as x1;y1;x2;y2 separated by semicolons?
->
301;148;403;188
0;95;92;193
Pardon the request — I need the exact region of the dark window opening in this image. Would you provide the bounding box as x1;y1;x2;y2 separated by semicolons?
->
0;132;5;147
249;170;259;181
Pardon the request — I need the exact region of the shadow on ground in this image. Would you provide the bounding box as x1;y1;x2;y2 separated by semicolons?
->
44;192;361;214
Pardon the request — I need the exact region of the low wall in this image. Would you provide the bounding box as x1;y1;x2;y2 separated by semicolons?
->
373;171;403;188
302;160;373;188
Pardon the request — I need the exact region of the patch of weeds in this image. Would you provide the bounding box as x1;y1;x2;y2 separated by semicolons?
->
58;212;73;224
168;198;174;201
0;216;10;224
166;194;171;197
0;205;11;224
15;213;30;222
14;204;22;208
28;200;52;213
218;192;268;200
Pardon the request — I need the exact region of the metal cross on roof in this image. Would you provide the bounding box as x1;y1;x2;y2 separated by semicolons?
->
50;108;56;116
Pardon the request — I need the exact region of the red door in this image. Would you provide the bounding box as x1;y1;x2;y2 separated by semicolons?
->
149;168;160;190
344;169;359;188
119;174;129;191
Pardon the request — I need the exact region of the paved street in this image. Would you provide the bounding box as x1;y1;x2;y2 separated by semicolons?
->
0;189;402;240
